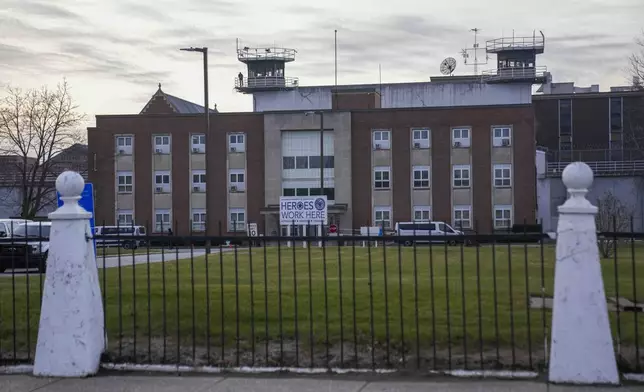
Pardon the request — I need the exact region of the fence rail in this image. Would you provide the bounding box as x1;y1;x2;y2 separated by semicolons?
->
0;223;642;374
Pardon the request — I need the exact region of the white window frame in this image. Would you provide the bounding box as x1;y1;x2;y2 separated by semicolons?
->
374;166;391;189
229;169;246;192
154;209;171;232
154;135;171;154
411;128;430;149
412;166;430;189
229;133;246;152
117;210;134;226
452;165;471;188
192;170;206;192
452;128;471;148
494;205;512;229
191;134;206;153
413;206;432;222
116;136;133;155
493;164;512;187
453;205;472;230
372;130;391;150
229;208;246;232
192;208;207;232
374;206;392;229
154;170;171;193
492;127;512;147
116;171;133;193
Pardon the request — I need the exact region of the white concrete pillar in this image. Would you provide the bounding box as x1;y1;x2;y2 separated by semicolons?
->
286;225;291;248
548;162;620;385
317;224;322;248
33;171;104;377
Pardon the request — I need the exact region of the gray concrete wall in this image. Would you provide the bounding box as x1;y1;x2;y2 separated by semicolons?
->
538;176;644;232
253;82;533;112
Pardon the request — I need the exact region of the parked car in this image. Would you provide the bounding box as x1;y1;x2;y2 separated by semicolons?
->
94;225;146;249
0;219;33;238
0;222;50;273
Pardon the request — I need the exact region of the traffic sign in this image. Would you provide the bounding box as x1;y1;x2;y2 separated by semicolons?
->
329;224;338;234
247;222;258;237
57;182;95;256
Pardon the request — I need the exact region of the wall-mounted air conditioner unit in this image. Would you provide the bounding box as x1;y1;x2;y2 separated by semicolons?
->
454;141;461;147
192;147;200;153
193;186;201;192
230;185;238;192
230;146;237;152
375;144;382;150
155;148;162;154
155;187;163;193
118;149;125;154
502;139;510;146
414;142;421;149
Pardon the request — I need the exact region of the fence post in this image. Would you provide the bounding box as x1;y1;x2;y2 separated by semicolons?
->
548;162;619;385
33;171;104;377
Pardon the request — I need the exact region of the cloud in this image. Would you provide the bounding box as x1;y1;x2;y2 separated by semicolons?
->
4;0;80;20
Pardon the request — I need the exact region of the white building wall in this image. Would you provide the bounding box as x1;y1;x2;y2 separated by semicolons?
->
253;82;532;112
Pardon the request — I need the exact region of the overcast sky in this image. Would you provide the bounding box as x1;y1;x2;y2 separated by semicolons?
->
1;0;642;127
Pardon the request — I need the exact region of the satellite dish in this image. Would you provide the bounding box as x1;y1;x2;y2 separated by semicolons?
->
440;57;457;76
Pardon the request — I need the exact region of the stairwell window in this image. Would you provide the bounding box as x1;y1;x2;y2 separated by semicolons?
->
412;128;430;149
191;134;206;153
453;206;471;229
494;205;512;229
229;169;246;192
154;209;171;232
229;133;245;152
154;135;170;154
192;209;207;232
116;136;133;155
412;166;430;188
374;207;392;229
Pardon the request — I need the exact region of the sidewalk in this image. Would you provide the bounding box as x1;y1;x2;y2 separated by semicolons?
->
2;374;644;392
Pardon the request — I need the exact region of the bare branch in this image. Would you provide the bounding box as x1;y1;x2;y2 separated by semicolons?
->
0;80;86;219
596;190;632;258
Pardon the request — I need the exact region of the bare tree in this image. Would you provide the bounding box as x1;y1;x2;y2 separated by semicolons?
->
595;190;632;258
0;80;85;218
630;30;644;90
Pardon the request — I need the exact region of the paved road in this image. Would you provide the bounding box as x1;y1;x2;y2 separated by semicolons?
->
0;249;232;278
2;374;643;391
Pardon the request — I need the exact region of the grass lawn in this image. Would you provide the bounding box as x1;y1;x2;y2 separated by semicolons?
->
1;242;642;371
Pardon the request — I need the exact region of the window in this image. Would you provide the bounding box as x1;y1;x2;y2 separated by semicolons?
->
374;166;391;189
372;130;391;150
117;210;134;226
229;169;245;192
154;171;171;193
610;97;623;132
296;156;309;169
452;128;471;147
116;136;133;155
413;206;431;221
492;127;512;147
559;99;572;134
229;208;245;232
192;209;206;232
494;205;512;229
412;166;430;188
296;188;308;196
374;207;392;229
309;155;335;169
154;209;171;232
154;135;170;154
283;188;295;196
452;165;470;188
412;128;430;149
191;134;206;153
453;206;471;229
229;133;245;152
192;170;206;192
117;171;133;193
282;156;295;169
493;164;512;187
310;187;335;201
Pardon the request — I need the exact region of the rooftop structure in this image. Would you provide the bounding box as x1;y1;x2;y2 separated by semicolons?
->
234;40;299;93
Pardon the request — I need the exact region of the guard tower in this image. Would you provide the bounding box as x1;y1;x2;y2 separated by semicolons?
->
482;31;548;84
234;40;299;93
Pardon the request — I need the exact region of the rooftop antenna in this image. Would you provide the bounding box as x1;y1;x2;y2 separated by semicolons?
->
460;27;489;75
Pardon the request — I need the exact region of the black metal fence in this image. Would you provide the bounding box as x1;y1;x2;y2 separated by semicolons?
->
0;222;642;374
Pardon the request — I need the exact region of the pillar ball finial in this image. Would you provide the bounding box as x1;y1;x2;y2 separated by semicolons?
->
562;162;593;190
56;171;85;198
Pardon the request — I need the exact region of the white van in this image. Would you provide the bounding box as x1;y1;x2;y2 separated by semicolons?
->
394;221;463;246
0;219;33;238
94;225;146;249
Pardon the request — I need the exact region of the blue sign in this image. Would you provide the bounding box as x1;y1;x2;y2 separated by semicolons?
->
57;183;95;255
